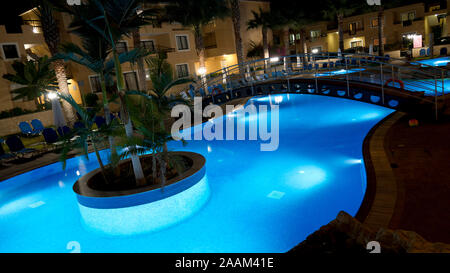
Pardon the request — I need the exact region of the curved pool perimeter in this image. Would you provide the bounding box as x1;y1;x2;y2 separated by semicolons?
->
0;94;394;253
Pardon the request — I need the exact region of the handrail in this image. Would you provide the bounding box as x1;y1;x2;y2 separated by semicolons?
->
186;52;447;120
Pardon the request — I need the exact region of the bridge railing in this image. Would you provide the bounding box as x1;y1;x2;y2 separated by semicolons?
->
185;52;447;119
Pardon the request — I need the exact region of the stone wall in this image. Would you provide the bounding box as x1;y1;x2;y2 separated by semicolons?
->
0;110;54;136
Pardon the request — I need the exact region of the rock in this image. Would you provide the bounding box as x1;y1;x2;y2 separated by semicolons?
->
289;211;450;253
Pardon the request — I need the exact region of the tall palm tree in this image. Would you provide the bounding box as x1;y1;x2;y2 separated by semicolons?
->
377;6;384;57
247;8;272;60
164;0;229;75
53;38;148;155
322;0;359;53
3;56;57;109
60;0;151;186
33;0;76;123
228;0;244;69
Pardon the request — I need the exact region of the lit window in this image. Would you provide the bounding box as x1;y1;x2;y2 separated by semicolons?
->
350;40;362;48
310;30;321;38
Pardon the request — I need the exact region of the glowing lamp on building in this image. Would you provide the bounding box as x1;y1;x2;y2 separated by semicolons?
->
197;67;207;75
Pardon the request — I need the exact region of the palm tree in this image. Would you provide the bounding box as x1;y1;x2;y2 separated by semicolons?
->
53;38;148;155
142;52;192;187
377;6;384;57
164;0;229;75
60;0;151;186
322;0;359;53
247;8;272;60
3;56;57;109
33;0;76;123
228;0;244;69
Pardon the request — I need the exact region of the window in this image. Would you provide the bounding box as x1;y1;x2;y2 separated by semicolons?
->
289;34;295;45
141;40;155;52
371;17;384;28
401;11;415;26
349;22;357;35
123;72;139;90
310;30;321;38
89;75;101;93
175;64;189;78
350;40;363;48
311;46;322;54
1;44;19;59
116;41;128;54
176;35;189;51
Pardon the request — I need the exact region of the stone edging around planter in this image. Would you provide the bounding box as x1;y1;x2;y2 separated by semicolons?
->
73;152;206;209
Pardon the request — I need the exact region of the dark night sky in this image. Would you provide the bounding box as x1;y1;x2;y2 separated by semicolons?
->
0;1;33;32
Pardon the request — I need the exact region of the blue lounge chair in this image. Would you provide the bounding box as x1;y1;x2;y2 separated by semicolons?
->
43;128;59;144
322;63;328;69
217;85;226;93
73;121;86;130
188;89;196;99
419;49;426;56
95;116;106;128
5;135;36;156
426;48;431;56
18;121;40;136
57;126;71;137
440;47;447;56
0;139;15;161
30;119;45;134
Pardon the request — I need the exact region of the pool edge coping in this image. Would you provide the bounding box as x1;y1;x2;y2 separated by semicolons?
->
356;111;405;229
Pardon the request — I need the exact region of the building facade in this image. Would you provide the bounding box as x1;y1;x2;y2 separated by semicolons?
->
276;1;450;59
0;0;270;117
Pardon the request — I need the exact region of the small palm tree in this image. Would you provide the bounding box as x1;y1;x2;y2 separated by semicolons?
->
164;0;229;74
3;56;57;109
142;52;192;187
58;92;123;183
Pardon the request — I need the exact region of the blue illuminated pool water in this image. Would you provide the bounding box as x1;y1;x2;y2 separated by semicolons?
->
0;94;394;253
415;56;450;67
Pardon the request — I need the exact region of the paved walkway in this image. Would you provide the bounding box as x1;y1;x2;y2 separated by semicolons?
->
385;114;450;243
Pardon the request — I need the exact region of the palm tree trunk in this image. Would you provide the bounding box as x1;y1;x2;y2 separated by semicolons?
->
132;30;147;91
283;26;290;56
53;60;76;124
92;139;108;183
99;72;116;156
230;0;245;75
377;7;384;57
282;26;290;70
262;26;269;59
113;50;146;186
338;13;344;53
194;26;206;71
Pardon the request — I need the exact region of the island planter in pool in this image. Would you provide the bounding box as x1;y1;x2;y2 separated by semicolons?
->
72;152;209;236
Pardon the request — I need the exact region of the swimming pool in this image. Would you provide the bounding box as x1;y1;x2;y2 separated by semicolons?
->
414;56;450;67
0;94;394;253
